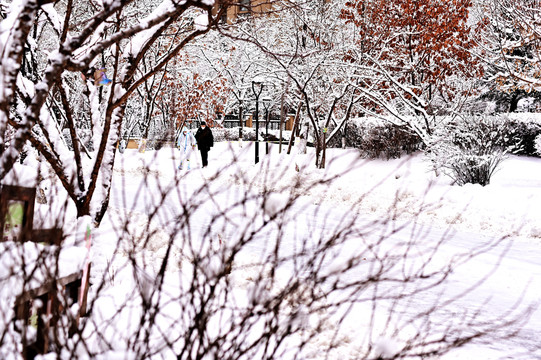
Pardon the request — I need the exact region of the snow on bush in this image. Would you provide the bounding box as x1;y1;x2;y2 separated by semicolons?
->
503;117;541;157
211;127;255;142
535;134;541;156
327;119;422;159
427;115;521;186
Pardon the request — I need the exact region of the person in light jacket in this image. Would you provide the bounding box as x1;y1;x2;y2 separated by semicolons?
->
177;127;196;170
194;121;214;168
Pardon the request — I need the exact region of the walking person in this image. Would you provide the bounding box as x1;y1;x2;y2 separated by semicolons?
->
195;121;214;168
177;127;196;170
118;138;127;154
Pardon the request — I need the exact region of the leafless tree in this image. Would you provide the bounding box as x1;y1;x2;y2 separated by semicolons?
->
216;0;363;169
473;0;541;93
0;0;218;224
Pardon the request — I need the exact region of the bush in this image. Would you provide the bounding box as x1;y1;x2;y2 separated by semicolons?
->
211;127;256;142
360;122;421;159
503;118;541;157
427;115;521;186
211;127;292;142
327;120;422;159
323;122;361;149
535;134;541;156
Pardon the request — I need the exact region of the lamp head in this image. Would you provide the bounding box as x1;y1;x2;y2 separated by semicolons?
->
252;77;265;95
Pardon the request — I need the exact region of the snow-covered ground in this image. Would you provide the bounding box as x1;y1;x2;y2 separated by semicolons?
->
85;141;541;359
5;140;535;358
111;141;541;244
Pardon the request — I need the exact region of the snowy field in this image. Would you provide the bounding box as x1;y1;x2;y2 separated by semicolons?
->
80;140;541;359
107;140;541;247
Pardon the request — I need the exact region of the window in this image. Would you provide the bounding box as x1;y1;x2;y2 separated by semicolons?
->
239;0;250;13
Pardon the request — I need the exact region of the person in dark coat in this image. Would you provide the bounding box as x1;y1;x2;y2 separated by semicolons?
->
195;121;214;168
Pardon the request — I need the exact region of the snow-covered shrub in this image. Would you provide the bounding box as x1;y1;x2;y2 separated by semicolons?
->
503;118;541;157
362;122;421;159
211;127;256;142
324;122;360;149
535;134;541;156
240;128;256;141
210;127;288;142
331;120;421;159
343;121;364;149
427;115;521;186
327;121;421;159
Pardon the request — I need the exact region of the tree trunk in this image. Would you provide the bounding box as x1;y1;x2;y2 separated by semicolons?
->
509;92;521;113
319;127;327;169
286;101;303;155
279;77;290;153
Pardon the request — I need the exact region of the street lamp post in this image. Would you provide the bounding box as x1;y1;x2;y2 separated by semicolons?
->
262;97;271;155
252;80;263;164
238;96;243;141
